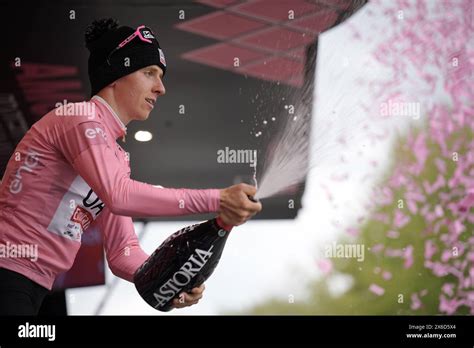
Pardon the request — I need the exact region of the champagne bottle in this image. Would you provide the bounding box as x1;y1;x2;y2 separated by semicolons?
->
134;216;234;312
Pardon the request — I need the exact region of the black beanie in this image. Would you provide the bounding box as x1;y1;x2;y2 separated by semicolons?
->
85;18;167;97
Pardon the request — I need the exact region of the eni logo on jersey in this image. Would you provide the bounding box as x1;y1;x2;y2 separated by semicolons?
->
85;127;107;141
9;149;41;194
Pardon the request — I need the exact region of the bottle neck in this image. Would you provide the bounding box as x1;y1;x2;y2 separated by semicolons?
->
216;216;233;232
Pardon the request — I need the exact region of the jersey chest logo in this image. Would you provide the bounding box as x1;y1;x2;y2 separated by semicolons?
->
47;176;104;242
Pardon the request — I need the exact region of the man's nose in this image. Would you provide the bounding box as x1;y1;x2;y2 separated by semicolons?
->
154;78;166;96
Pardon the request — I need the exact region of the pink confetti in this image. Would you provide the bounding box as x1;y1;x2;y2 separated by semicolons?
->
346;227;360;237
369;284;385;296
404;245;414;269
371;244;385;254
439;296;462;315
425;240;437;259
434;205;444;217
411;293;422;310
317;259;333;275
394;210;410;228
345;0;474;315
459;192;474;212
382;271;392;280
385;248;403;258
406;198;418;214
387;230;400;239
442;283;455;297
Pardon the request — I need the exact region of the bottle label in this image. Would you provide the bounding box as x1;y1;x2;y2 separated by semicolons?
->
152;245;214;308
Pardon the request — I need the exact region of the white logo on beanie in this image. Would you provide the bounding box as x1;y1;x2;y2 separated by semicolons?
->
142;30;155;39
158;48;166;67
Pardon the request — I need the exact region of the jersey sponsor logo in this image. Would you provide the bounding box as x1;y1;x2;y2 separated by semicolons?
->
71;205;93;231
48;176;105;242
85;127;107;141
9;149;41;194
82;188;105;216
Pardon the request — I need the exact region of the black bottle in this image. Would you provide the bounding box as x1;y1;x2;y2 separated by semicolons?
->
134;216;233;312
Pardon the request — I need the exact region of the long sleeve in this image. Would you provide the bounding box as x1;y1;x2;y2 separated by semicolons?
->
98;207;149;282
57;119;221;217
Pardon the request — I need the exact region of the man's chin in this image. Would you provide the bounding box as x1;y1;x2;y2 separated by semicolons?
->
136;112;150;121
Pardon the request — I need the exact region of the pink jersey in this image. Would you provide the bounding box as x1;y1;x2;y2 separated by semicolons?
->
0;96;221;290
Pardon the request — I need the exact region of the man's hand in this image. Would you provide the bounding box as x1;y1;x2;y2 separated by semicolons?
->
219;183;263;226
171;284;205;309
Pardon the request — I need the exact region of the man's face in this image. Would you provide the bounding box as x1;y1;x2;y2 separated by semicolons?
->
114;65;166;122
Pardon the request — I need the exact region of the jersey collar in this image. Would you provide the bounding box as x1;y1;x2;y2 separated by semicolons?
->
91;95;128;141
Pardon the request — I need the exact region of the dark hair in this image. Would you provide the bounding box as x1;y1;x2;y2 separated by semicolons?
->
84;18;119;50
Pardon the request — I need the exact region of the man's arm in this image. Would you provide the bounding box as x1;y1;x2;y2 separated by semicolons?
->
98;206;148;281
58;120;220;217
